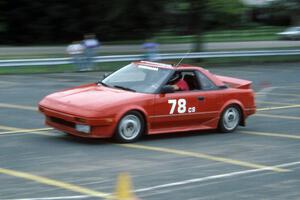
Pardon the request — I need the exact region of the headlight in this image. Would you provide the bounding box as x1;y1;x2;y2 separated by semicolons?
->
75;124;91;134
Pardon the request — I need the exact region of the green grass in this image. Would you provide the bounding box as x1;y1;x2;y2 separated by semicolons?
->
0;26;291;60
0;52;140;59
154;26;285;43
203;26;284;42
0;65;73;74
0;62;129;75
99;26;286;45
1;55;299;75
198;55;300;66
2;46;300;60
0;26;297;74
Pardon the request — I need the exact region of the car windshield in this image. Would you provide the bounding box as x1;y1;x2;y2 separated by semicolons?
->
101;63;173;93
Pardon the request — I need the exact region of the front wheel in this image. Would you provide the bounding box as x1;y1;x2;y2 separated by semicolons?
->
115;111;145;143
219;105;241;133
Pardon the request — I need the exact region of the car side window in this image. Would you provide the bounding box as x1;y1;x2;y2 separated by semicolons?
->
182;71;201;90
196;71;218;90
166;71;201;92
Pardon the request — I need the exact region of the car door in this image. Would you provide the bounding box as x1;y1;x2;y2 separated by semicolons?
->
150;70;223;132
151;91;222;131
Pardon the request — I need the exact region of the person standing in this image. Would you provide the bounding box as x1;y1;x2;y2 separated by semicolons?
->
82;34;100;70
142;41;160;61
66;41;85;71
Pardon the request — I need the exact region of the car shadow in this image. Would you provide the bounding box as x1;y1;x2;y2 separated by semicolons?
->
141;130;223;142
47;129;226;145
51;133;111;145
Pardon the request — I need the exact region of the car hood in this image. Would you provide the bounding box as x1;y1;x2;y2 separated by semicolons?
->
39;83;150;116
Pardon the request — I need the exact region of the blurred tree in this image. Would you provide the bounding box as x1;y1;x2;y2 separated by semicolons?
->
165;0;245;52
1;0;251;45
3;0;167;44
187;0;206;52
102;0;166;40
276;0;300;25
0;0;5;34
4;0;82;44
260;0;292;26
254;0;300;26
164;0;207;52
205;0;246;29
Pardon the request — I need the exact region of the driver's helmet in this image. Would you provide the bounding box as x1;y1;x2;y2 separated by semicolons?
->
168;72;182;84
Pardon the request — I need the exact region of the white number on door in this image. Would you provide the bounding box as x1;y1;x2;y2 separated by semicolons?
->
168;99;187;114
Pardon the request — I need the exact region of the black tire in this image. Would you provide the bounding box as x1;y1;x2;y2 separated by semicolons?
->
114;111;145;143
218;105;241;133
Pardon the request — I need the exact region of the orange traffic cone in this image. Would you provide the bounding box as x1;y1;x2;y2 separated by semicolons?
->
114;172;139;200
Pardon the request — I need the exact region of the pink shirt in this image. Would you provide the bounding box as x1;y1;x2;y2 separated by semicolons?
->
176;79;189;91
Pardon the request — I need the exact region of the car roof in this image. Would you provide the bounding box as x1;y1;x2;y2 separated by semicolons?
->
134;61;174;69
134;61;206;71
133;61;226;87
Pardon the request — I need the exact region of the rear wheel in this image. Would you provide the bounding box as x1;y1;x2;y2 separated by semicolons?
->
115;111;145;143
219;105;241;133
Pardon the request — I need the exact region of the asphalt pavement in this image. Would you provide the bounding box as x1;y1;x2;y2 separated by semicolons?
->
0;62;300;200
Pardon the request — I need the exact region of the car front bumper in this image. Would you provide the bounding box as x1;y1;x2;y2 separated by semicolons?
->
39;106;116;138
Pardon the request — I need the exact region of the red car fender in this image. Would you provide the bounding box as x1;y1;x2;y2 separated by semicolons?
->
113;105;150;134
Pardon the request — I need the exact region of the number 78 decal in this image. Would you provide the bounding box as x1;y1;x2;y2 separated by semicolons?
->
168;99;196;114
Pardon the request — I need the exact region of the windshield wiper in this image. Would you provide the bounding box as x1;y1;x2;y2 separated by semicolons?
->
113;85;136;92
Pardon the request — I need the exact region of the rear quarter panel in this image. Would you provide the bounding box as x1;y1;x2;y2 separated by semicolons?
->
220;88;256;119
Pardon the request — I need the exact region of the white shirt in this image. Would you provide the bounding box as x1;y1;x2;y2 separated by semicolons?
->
66;43;85;55
83;39;100;48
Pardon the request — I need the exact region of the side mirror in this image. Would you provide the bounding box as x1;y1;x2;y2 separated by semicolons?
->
160;85;175;94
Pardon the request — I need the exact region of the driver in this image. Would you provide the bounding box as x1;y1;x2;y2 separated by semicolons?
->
168;72;189;91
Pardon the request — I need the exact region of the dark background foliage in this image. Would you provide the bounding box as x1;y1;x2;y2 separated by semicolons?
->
0;0;298;44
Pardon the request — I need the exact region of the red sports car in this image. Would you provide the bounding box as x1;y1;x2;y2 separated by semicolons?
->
39;61;256;142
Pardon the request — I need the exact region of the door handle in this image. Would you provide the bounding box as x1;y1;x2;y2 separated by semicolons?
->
198;96;205;101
